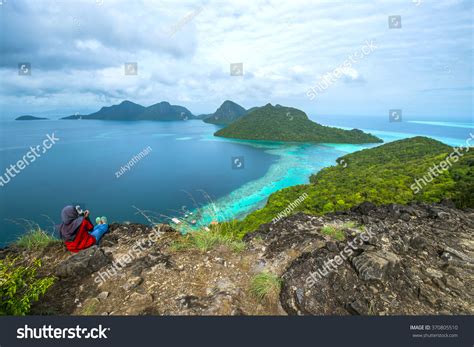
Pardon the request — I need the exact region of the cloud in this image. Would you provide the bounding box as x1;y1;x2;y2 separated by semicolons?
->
339;67;366;84
0;0;472;118
0;0;196;70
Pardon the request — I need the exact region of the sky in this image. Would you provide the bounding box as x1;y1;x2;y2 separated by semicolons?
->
0;0;472;120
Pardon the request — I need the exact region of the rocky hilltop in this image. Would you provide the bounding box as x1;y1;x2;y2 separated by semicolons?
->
203;100;247;125
60;100;194;121
258;201;474;315
1;201;472;316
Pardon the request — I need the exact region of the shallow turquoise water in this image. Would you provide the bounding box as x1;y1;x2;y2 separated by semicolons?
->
0;116;471;244
406;121;474;129
193;118;472;227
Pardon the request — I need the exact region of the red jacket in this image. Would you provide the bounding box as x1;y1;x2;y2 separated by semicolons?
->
64;218;96;253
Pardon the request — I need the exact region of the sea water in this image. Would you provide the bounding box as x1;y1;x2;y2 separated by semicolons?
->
0;115;471;245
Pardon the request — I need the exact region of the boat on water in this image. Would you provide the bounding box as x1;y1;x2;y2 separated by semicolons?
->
171;217;181;224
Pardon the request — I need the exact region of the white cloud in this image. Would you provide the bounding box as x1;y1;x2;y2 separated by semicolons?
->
339;67;365;83
0;0;472;118
75;39;102;51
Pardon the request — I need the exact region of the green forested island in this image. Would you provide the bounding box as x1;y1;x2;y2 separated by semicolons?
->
224;136;474;238
214;104;383;143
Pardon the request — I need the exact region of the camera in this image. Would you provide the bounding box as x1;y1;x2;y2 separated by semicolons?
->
75;205;85;216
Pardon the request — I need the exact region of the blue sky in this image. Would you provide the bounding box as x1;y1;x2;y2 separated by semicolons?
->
0;0;472;120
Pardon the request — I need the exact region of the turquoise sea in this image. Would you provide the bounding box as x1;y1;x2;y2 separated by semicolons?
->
0;115;472;246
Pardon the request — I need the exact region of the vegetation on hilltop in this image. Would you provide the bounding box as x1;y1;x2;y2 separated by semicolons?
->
223;136;474;238
215;104;383;144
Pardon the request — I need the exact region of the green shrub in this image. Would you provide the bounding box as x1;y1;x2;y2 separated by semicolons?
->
249;272;282;303
0;257;55;315
15;228;60;249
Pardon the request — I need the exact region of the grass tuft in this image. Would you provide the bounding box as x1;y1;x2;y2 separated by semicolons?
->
320;221;360;241
171;227;245;253
81;299;99;316
249;271;282;303
134;192;246;253
320;225;345;241
15;228;60;249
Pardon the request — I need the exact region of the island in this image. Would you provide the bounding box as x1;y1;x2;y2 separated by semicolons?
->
203;100;247;125
223;136;473;237
15;115;48;121
214;103;383;143
61;100;194;121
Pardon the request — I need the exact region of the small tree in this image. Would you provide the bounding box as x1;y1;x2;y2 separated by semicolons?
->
0;257;55;315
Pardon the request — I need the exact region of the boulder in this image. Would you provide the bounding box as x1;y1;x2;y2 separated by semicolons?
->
56;246;111;278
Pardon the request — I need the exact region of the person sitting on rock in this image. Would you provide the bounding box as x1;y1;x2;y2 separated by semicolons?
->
58;205;109;253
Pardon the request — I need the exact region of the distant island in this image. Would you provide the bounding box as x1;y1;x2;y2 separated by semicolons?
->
15;115;48;121
16;101;379;145
54;99;255;124
61;100;194;121
214;104;383;144
203;100;247;125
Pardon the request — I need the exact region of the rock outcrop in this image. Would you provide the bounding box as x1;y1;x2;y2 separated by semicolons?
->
55;246;111;278
16;223;281;315
267;202;473;315
1;202;472;316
